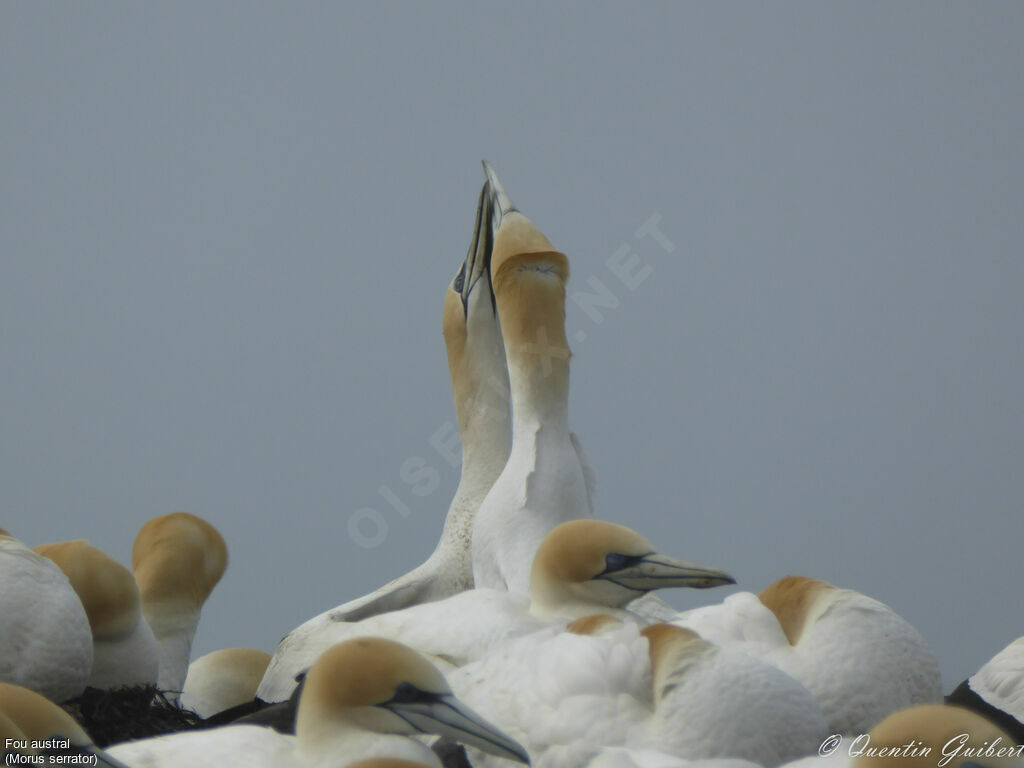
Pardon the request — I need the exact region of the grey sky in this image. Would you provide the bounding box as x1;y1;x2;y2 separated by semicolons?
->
2;3;1021;691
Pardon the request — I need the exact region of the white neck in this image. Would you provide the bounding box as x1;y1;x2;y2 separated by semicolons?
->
144;606;200;693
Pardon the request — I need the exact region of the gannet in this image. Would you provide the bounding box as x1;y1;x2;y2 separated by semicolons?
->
132;512;228;693
109;638;530;767
0;682;129;767
450;621;825;768
0;533;92;702
180;647;272;718
288;179;513;626
947;636;1024;743
34;539;159;689
471;162;595;595
673;576;943;735
258;519;734;703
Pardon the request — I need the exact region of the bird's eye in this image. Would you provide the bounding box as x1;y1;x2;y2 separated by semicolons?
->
391;682;421;703
603;553;645;573
453;264;465;293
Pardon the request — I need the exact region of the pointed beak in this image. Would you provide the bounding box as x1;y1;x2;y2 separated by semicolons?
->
598;554;736;592
382;692;530;764
458;182;494;314
481;160;517;227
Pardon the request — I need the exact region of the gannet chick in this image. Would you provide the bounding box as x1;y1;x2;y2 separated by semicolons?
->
0;533;92;702
132;512;228;693
109;638;530;767
34;539;159;689
180;647;271;718
291;180;513;626
471;162;593;596
674;576;942;735
0;682;129;767
258;519;734;703
947;636;1024;743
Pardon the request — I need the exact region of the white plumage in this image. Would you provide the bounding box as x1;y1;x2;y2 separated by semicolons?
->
0;534;93;703
673;577;942;735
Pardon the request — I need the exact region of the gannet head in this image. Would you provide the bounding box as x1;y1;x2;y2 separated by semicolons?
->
485;161;567;291
757;575;837;646
33;540;143;642
640;624;715;701
443;177;510;437
529;520;736;619
855;704;1018;768
0;683;130;768
132;512;228;630
482;163;570;372
296;638;530;765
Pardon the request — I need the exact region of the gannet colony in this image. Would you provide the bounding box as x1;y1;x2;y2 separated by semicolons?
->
2;165;1021;768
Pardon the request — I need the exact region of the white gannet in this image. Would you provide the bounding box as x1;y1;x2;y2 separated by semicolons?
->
946;636;1024;743
180;647;272;718
0;533;92;703
290;180;513;625
674;575;943;735
258;519;734;703
33;539;160;690
471;162;594;595
132;512;228;693
450;621;825;768
109;638;530;767
0;682;130;767
635;624;827;767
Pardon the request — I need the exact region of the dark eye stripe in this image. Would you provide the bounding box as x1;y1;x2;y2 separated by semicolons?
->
601;552;653;575
387;681;445;705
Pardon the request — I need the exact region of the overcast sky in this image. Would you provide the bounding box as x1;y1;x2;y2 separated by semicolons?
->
2;3;1021;691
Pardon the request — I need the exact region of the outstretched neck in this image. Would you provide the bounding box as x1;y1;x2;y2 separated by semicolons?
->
494;251;571;434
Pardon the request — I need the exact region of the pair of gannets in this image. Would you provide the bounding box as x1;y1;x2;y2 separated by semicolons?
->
947;635;1024;743
450;620;827;768
1;512;227;701
0;682;128;767
258;519;733;703
108;638;529;768
672;576;943;735
325;179;513;623
324;162;596;623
